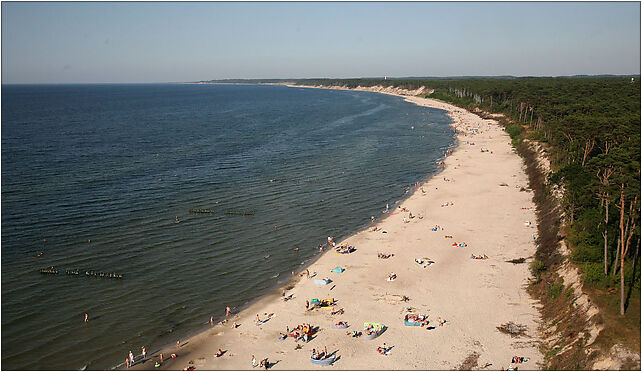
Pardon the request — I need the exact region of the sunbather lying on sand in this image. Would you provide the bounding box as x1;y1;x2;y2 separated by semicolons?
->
377;343;390;355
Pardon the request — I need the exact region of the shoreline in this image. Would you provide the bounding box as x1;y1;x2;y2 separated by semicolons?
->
131;86;543;371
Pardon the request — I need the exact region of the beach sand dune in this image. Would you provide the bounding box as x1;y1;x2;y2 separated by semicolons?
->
133;93;542;371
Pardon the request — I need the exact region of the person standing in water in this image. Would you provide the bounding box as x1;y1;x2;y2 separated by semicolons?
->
141;346;146;360
84;313;88;322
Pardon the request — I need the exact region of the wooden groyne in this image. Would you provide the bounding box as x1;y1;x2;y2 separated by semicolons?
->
225;209;255;216
189;208;215;214
39;267;123;279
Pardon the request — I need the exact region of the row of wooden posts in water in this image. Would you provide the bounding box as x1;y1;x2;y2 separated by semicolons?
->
39;266;123;279
189;208;255;216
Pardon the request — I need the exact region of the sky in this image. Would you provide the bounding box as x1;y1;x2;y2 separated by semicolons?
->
1;2;640;84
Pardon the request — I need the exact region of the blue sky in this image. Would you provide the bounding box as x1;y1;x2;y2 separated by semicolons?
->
2;2;640;83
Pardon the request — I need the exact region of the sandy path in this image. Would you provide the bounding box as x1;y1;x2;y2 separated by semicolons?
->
133;91;542;371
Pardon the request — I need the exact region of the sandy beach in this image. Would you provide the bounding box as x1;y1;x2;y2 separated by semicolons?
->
132;89;543;371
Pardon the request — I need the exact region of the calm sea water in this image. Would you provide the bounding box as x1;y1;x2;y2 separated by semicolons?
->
1;84;454;370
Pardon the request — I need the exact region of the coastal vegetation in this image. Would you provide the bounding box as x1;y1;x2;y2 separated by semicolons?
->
289;76;640;368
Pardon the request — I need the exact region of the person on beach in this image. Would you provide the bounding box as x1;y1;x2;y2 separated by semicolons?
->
305;300;309;310
251;355;257;368
216;349;223;357
210;316;214;325
125;357;130;369
225;306;231;317
142;346;147;360
129;351;135;365
255;314;260;324
371;216;375;223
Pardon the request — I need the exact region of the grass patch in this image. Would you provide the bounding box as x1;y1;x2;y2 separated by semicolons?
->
548;281;565;299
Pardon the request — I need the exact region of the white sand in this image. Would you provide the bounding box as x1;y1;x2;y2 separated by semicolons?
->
135;90;542;371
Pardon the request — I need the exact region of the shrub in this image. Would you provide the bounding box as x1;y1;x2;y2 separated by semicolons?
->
530;259;546;279
548;281;565;299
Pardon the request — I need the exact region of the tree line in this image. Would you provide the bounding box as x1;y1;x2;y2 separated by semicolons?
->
294;76;640;315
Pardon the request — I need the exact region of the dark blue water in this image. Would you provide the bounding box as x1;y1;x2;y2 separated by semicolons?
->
1;84;454;370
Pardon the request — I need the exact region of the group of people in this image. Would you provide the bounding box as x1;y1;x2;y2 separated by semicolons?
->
335;244;355;254
364;324;379;336
405;313;429;326
452;242;468;247
311;346;328;360
251;355;270;369
377;252;393;259
471;254;488;260
386;272;397;281
511;356;529;363
431;225;443;231
124;346;147;368
284;323;314;343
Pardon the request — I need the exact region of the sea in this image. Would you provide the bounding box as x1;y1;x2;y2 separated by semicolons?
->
1;83;455;370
